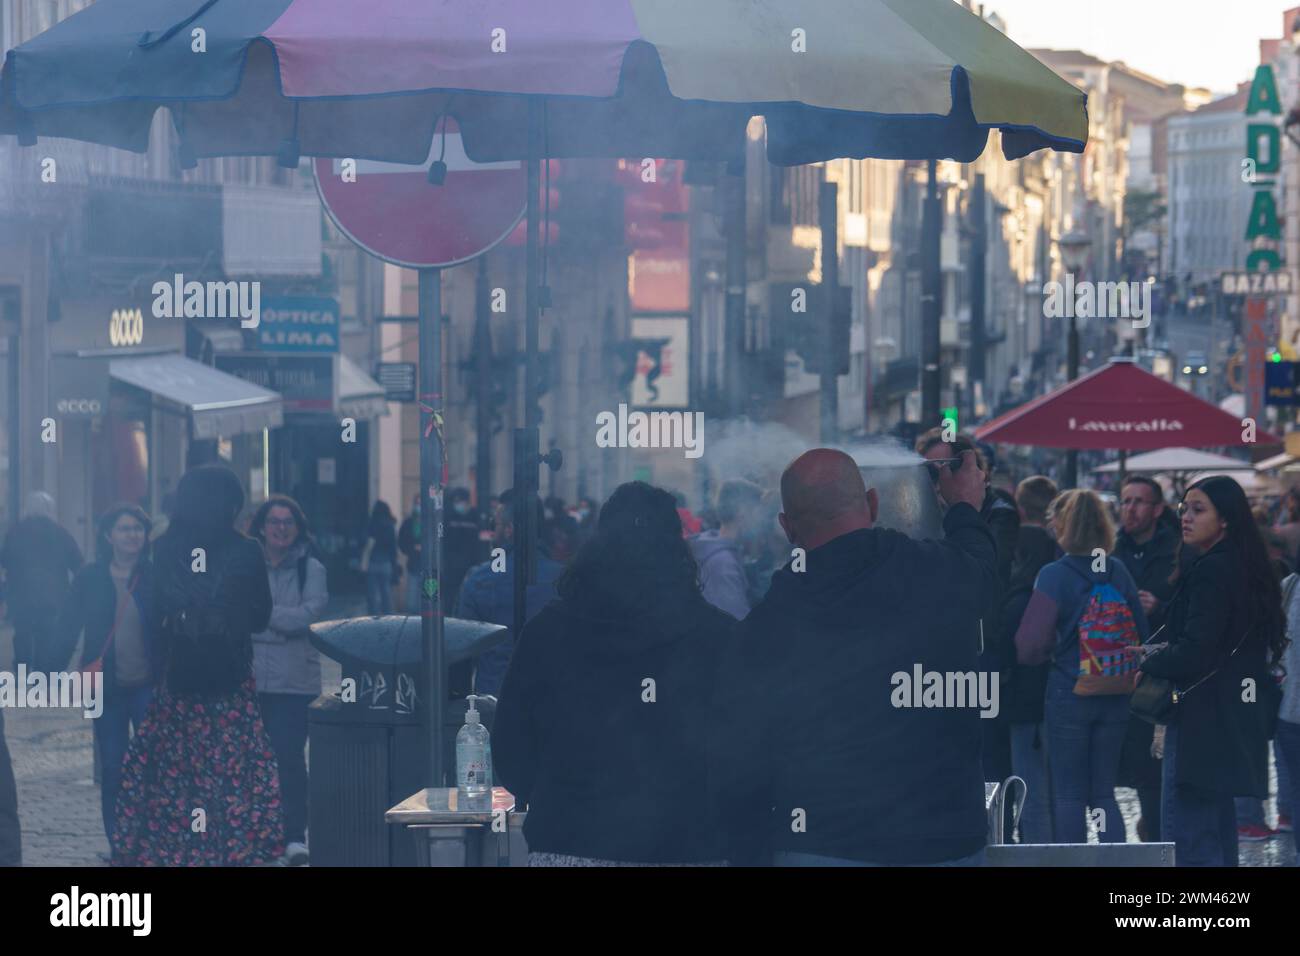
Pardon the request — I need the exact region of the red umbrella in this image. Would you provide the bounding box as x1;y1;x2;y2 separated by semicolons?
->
976;358;1279;450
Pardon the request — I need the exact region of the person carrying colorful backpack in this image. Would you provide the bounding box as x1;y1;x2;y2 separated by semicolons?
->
1015;489;1148;844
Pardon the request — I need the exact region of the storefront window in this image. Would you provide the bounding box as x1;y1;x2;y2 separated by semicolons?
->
92;387;151;517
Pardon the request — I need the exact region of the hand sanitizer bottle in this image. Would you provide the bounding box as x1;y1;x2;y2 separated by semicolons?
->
456;694;492;807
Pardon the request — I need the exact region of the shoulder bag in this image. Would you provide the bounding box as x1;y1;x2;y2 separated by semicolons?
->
1130;622;1249;725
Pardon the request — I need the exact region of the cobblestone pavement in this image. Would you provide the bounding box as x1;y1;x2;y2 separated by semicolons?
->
1;600;1294;867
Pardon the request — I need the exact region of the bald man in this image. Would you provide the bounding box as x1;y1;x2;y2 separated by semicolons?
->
716;448;998;866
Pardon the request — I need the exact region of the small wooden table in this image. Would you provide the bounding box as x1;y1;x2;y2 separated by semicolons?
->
385;788;526;866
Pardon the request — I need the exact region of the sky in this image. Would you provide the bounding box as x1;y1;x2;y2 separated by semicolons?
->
985;0;1286;96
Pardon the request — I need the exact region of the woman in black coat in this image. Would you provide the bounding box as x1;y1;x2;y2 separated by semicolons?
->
111;465;280;867
494;482;737;866
1138;476;1287;866
57;504;160;850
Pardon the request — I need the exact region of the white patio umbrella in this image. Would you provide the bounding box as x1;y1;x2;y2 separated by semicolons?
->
1093;447;1256;474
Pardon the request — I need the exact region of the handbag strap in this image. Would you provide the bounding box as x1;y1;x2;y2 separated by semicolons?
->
90;566;138;669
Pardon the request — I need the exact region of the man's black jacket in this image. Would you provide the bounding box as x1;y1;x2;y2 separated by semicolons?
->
720;502;998;864
1113;521;1183;631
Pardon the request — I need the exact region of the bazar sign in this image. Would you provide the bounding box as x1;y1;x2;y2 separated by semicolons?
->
1067;417;1183;434
1221;271;1292;296
257;296;339;353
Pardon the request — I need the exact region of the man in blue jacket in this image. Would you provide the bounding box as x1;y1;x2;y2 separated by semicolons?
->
456;490;563;698
719;448;997;865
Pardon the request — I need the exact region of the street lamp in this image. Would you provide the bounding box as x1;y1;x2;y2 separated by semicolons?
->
1056;229;1091;487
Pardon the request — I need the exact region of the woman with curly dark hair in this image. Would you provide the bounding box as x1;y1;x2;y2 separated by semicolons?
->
1137;475;1288;866
493;482;737;865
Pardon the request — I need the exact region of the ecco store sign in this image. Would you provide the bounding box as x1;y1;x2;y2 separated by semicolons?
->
48;357;111;420
108;308;144;347
56;398;102;415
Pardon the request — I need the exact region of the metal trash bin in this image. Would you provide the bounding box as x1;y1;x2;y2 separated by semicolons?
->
307;614;508;866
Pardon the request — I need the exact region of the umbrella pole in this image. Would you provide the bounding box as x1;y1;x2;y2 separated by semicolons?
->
1118;448;1127;490
418;267;447;789
511;101;543;756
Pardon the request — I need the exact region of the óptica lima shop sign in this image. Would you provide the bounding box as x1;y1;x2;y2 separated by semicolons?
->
256;296;339;353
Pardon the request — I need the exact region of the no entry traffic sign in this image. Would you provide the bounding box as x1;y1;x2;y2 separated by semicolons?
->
313;118;528;269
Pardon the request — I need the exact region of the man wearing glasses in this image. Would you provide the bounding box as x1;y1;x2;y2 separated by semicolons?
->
1113;475;1184;843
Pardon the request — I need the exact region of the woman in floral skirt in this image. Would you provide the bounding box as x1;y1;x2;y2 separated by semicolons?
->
112;464;282;866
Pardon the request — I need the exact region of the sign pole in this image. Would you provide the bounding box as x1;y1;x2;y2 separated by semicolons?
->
418;267;447;789
512;101;542;707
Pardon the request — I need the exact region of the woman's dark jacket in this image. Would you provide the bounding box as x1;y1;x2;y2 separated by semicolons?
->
493;594;737;863
368;516;398;565
1140;542;1272;797
150;527;272;697
56;560;161;697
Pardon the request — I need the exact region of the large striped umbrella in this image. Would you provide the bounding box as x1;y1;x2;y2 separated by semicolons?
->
1;0;1088;165
1;0;1089;794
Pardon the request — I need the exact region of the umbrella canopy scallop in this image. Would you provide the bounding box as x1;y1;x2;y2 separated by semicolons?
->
1;0;1089;165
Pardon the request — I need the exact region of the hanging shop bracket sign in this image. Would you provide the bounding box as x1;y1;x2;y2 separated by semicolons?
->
375;362;417;403
1243;63;1286;422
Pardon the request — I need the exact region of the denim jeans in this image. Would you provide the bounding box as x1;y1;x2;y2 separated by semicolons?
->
1009;721;1052;843
1044;675;1129;844
259;692;314;846
1274;720;1300;864
1162;722;1239;866
366;561;394;615
95;684;153;848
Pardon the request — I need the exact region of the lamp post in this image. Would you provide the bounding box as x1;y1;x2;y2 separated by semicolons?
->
1057;228;1091;488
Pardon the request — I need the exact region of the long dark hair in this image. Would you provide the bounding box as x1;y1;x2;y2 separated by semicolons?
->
165;464;245;547
1185;476;1288;666
250;494;313;551
558;482;701;625
370;501;395;525
95;503;152;566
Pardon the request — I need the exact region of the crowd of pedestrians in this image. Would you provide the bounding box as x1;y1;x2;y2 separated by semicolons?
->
0;444;1296;868
493;441;1293;868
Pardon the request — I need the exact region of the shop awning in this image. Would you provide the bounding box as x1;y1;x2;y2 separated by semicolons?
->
1257;452;1300;473
110;354;283;439
338;355;389;420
